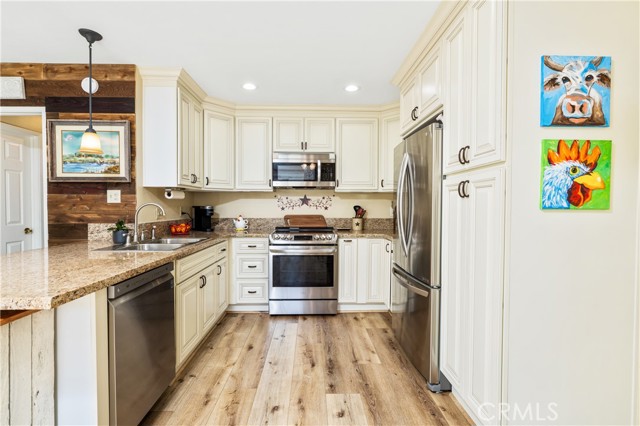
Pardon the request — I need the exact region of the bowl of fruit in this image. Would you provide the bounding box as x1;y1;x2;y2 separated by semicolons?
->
170;222;192;235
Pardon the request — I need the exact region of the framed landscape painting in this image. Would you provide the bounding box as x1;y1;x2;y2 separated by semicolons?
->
48;119;131;182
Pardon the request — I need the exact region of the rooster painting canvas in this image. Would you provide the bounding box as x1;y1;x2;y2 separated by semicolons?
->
540;139;611;210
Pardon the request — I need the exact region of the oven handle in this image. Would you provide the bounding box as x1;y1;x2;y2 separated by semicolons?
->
269;246;337;255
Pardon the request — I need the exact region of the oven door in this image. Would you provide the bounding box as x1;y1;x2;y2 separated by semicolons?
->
269;245;338;300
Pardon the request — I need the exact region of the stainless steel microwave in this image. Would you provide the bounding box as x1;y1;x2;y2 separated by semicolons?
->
272;152;336;188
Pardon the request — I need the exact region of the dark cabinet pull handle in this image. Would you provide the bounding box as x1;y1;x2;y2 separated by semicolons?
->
247;290;257;294
411;106;419;121
380;179;384;188
305;141;308;150
205;176;210;185
336;179;339;188
385;243;390;253
217;265;222;275
220;248;227;252
191;173;198;184
301;141;304;150
458;148;465;165
463;146;471;164
268;178;272;187
463;180;470;198
248;245;257;248
199;275;206;288
343;239;353;242
247;265;257;269
457;181;465;198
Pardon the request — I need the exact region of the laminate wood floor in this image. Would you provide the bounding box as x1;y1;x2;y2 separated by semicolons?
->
142;313;473;426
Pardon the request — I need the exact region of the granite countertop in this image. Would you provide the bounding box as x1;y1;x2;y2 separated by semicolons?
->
0;231;269;311
336;229;395;239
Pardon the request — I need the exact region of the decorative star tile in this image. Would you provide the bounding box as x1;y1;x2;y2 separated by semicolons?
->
275;194;334;211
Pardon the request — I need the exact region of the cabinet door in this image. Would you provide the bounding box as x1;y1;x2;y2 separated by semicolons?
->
357;239;391;305
400;78;419;135
304;118;335;152
336;118;378;192
419;46;442;119
379;115;401;192
441;12;470;174
236;117;273;191
200;264;217;334
467;0;505;170
464;167;504;423
215;258;228;319
273;118;304;152
440;174;470;392
178;90;203;188
204;110;234;190
338;239;358;303
176;276;199;366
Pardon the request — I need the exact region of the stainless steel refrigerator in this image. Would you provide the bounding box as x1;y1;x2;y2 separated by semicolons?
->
391;116;451;393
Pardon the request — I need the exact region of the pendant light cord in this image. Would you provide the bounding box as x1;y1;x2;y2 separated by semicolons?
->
88;41;93;130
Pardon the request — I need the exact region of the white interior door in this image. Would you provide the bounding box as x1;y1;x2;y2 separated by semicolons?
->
0;122;42;254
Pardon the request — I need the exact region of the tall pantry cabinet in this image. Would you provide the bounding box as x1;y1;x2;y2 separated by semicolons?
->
395;1;507;424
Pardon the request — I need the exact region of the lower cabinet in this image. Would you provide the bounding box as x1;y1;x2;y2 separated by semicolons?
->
441;167;505;424
175;241;228;368
230;238;269;309
338;238;391;310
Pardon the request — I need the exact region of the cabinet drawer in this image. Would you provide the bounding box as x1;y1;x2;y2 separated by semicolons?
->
236;256;268;278
212;240;228;262
234;238;268;253
176;246;216;282
237;281;267;303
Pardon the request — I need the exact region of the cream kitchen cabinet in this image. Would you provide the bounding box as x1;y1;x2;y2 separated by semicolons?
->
335;118;379;192
235;118;273;191
399;46;442;136
230;238;269;310
273;117;335;152
378;114;401;192
441;167;504;423
338;238;391;310
442;0;505;174
203;109;234;190
140;68;205;189
175;241;228;368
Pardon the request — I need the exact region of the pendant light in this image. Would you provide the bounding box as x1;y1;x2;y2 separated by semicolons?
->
78;28;103;155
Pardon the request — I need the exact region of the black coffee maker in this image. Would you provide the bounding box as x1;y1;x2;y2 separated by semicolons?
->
192;206;215;231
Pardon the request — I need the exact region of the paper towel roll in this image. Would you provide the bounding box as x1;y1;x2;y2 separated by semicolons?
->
165;189;185;200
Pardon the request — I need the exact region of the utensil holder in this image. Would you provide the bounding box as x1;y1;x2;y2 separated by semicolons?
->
352;218;364;231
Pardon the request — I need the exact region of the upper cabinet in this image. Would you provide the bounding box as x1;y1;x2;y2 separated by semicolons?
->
442;0;505;174
379;114;401;192
203;109;234;190
140;68;205;189
235;117;273;191
273;117;335;152
336;118;379;192
399;46;442;136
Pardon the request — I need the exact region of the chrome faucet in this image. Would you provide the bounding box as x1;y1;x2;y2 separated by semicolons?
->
134;202;166;243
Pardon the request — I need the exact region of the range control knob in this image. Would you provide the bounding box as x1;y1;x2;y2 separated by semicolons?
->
274;234;281;240
287;235;293;240
313;234;320;240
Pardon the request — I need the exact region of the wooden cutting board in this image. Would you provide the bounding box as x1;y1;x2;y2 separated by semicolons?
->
283;214;327;227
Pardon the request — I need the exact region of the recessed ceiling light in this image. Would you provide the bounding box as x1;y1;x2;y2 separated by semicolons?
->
345;84;359;92
242;82;257;91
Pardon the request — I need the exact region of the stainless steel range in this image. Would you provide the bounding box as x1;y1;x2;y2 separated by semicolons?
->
268;226;338;315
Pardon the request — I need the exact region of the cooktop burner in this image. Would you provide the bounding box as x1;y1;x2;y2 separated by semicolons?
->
270;226;337;245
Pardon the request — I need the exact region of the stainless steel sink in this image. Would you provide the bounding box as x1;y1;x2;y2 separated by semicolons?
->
95;237;207;252
146;237;206;244
114;243;186;251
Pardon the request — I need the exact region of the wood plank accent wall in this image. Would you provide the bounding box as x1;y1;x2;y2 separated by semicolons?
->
0;63;137;245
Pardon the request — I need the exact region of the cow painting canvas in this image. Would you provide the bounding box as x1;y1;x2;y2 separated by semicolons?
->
540;55;611;127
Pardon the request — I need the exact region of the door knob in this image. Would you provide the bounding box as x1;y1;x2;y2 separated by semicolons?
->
24;227;33;234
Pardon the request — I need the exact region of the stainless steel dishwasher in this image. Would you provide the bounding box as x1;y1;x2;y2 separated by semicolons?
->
107;263;175;426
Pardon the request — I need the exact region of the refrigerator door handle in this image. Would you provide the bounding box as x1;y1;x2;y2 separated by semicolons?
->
405;155;416;253
393;266;437;297
396;153;410;256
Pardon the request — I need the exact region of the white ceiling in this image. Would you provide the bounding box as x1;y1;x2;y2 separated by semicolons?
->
0;1;440;105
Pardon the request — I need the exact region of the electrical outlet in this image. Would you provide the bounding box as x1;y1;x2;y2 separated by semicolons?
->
107;189;121;203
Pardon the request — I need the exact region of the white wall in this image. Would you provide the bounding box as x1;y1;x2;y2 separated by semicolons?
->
505;1;639;424
193;189;394;219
